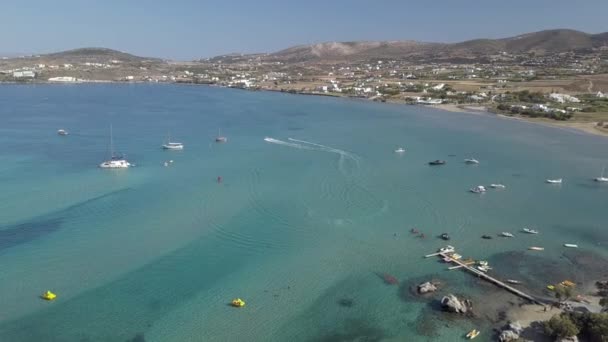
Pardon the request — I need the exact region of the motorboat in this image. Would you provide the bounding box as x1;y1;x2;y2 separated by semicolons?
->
595;166;608;182
500;232;514;237
440;233;450;241
546;178;562;184
469;185;486;194
428;160;446;165
99;125;130;169
464;158;479;164
438;245;455;253
477;265;492;273
478;260;488;267
564;244;578;248
57;129;68;136
528;246;544;251
522;228;539;234
490;184;506;189
231;298;245;308
481;235;493;239
162;142;184;150
215;128;227;143
450;253;462;260
506;279;522;284
395;147;406;153
41;290;57;301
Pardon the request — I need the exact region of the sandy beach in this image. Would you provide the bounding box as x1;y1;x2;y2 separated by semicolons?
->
430;103;608;138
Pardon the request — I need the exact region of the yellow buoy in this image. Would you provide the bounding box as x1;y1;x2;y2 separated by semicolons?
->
41;290;57;301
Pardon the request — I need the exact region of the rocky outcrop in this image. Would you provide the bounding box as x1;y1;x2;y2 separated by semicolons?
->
417;282;438;294
440;294;467;313
498;321;523;342
498;330;519;342
558;337;579;342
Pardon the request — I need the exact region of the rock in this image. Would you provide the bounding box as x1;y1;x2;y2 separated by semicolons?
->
440;294;467;313
498;330;519;342
508;321;523;335
418;282;437;294
558;337;579;342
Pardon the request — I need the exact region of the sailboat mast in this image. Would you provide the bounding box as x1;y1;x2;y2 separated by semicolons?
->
110;124;114;158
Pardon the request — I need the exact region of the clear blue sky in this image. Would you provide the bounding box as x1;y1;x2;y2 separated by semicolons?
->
2;0;607;60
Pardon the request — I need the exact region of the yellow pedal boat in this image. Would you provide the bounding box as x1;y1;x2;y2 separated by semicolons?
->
466;329;480;339
231;298;245;308
41;290;57;301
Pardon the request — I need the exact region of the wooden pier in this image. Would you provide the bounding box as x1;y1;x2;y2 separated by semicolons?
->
431;248;543;305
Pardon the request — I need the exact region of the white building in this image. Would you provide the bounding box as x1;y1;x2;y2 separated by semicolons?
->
13;70;36;78
549;93;580;103
48;76;77;82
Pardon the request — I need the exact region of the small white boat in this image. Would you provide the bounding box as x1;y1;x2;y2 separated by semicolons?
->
595;166;608;182
478;260;488;267
464;158;479;164
450;253;462;260
506;279;522;284
395;147;406;153
522;228;539;234
57;129;68;136
564;244;579;248
490;184;506;189
501;232;514;237
469;185;486;194
528;246;544;251
99;125;130;169
477;265;492;273
439;245;455;253
546;178;562;184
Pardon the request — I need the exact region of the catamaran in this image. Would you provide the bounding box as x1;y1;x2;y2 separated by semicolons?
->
595;166;608;182
99;125;130;169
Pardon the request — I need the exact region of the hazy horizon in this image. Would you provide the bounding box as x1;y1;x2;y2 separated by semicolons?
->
3;0;608;60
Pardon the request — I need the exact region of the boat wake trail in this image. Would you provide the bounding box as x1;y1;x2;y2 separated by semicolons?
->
263;137;316;150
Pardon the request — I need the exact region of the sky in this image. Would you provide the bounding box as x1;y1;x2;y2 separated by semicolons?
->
2;0;607;60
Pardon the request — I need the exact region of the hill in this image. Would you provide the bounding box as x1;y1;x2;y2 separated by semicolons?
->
265;29;608;63
13;47;162;65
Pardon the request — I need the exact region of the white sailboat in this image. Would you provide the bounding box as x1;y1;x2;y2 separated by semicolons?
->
99;125;130;169
215;128;227;143
594;166;608;182
162;132;184;150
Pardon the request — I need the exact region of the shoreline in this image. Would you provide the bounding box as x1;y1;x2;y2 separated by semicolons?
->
2;81;607;138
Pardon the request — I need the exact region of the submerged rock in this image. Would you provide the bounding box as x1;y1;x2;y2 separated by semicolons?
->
418;282;438;294
440;294;467;313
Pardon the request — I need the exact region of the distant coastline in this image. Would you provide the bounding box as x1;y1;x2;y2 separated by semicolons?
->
2;79;607;139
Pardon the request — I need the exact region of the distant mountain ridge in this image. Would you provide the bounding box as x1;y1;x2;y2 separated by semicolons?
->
9;47;162;64
267;29;608;62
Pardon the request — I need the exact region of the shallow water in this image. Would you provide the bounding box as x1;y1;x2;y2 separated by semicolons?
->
0;84;607;341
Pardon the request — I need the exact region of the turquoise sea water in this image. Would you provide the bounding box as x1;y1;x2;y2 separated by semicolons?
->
0;84;607;341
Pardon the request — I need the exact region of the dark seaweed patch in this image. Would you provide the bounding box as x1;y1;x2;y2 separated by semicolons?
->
0;218;62;250
312;319;385;342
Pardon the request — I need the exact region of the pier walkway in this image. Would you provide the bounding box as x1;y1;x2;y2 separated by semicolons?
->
427;247;543;305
